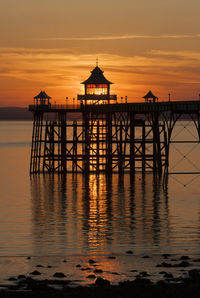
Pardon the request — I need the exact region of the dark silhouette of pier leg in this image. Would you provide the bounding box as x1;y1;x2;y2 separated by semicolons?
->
152;113;162;175
30;112;43;174
130;113;135;174
96;120;100;173
142;123;146;174
106;113;112;174
73;121;78;173
83;111;90;174
60;113;66;173
118;120;123;174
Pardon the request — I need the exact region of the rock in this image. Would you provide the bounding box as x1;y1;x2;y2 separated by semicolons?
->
142;255;150;258
126;250;133;254
108;256;116;259
47;265;52;268
173;276;186;283
94;269;103;274
118;280;134;286
174;261;190;267
81;267;91;271
30;270;41;276
159;262;172;268
193;258;200;262
140;271;150;277
25;278;49;291
180;256;190;260
133;277;152;285
158;260;190;268
162;254;171;258
89;259;96;264
63;259;67;263
111;272;120;275
76;264;82;268
27;257;31;260
36;264;43;268
188;269;200;280
164;272;174;278
86;274;96;279
53;272;66;278
157;280;168;286
95;277;110;287
8;277;17;281
130;270;137;272
18;275;26;279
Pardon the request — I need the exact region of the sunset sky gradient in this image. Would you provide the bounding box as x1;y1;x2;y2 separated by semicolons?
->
0;0;200;106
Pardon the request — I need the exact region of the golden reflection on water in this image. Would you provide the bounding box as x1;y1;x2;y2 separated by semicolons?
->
1;122;200;256
30;174;170;255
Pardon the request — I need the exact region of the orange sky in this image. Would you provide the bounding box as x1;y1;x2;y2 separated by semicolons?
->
0;0;200;106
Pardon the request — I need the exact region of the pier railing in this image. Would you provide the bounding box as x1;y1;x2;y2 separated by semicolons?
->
29;100;200;113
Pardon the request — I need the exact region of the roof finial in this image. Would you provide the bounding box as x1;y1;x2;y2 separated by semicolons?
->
96;57;98;67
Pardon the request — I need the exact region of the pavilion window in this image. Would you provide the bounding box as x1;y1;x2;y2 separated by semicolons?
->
86;84;108;95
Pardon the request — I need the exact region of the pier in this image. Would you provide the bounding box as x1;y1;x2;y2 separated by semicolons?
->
29;66;200;180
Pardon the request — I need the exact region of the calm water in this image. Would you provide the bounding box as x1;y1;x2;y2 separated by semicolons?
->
0;121;200;256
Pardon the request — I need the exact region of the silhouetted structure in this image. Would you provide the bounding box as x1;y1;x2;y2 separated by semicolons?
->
77;66;117;105
143;91;158;103
29;65;200;182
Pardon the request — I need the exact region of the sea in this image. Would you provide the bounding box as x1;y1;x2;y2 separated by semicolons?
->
0;121;200;257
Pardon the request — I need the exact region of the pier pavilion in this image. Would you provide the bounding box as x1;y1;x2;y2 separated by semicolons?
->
29;66;200;180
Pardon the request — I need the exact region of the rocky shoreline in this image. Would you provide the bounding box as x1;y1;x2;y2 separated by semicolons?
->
1;272;200;298
0;254;200;297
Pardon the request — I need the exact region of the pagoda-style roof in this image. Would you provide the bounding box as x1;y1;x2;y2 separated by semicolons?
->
81;66;113;85
143;91;157;100
34;91;51;99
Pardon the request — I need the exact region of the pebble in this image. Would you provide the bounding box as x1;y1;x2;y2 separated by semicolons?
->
53;272;66;278
30;270;41;276
94;269;103;274
162;254;171;258
180;256;190;260
157;261;190;268
139;271;150;277
18;274;26;279
95;277;110;287
89;259;96;264
164;273;174;279
81;267;91;271
8;277;17;281
86;274;96;279
176;261;190;267
126;250;133;254
133;277;152;285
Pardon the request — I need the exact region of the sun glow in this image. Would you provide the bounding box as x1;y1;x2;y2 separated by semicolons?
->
0;48;200;107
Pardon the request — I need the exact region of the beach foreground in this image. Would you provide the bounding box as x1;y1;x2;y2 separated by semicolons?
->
0;254;200;297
